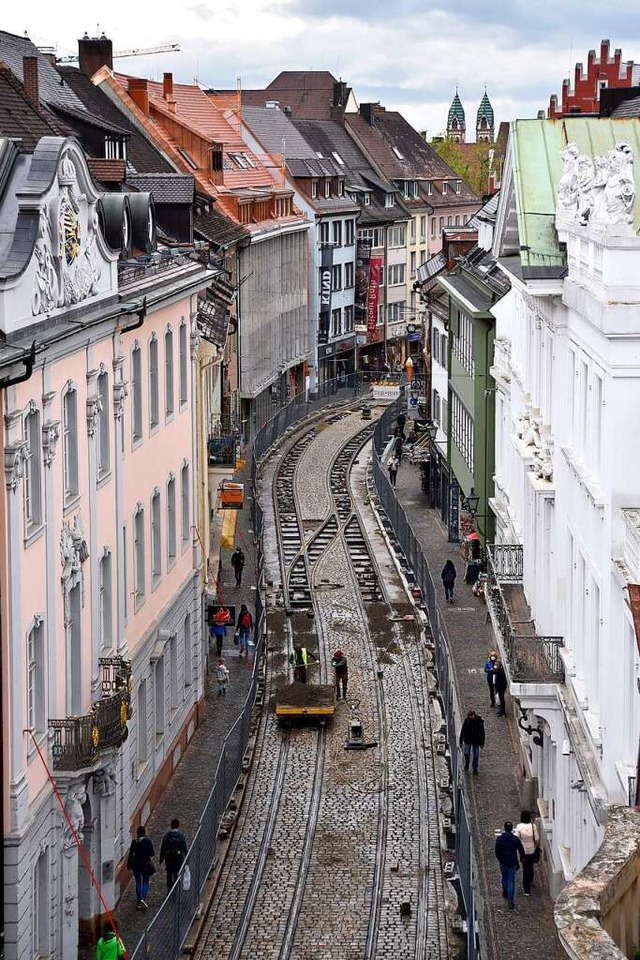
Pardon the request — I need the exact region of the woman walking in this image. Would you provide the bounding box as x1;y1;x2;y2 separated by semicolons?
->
127;824;155;910
441;559;457;603
514;811;539;896
236;603;253;657
388;456;399;487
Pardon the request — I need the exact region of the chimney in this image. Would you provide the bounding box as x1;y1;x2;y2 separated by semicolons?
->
163;72;173;100
78;33;113;77
360;102;376;126
128;77;149;114
22;56;39;107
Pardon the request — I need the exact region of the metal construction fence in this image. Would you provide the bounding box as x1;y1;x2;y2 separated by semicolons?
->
372;401;479;960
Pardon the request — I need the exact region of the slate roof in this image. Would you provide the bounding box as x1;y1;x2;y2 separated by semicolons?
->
241;105;323;161
127;172;194;204
292;118;410;223
194;209;250;248
417;251;446;284
0;30;86;114
216;71;345;120
467;190;500;228
0;62;58;152
59;67;174;174
611;93;640;117
346;107;480;208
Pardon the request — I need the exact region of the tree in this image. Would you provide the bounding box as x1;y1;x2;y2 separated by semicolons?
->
431;138;493;198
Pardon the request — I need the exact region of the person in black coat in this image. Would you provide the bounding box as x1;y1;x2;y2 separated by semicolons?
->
127;824;155;909
459;710;485;774
441;560;457;603
396;412;407;440
494;660;508;717
495;821;525;908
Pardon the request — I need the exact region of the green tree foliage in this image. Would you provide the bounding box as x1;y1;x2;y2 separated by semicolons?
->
431;138;493;198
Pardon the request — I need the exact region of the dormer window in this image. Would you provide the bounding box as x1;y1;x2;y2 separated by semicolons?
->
312;180;318;199
338;180;344;197
385;193;395;208
324;180;331;198
456;180;461;194
105;135;127;161
442;181;448;195
363;192;371;206
427;181;433;196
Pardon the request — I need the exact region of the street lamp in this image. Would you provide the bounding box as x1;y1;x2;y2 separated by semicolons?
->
424;420;438;443
463;488;480;517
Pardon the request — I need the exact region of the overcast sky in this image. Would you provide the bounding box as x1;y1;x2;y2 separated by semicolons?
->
5;2;640;139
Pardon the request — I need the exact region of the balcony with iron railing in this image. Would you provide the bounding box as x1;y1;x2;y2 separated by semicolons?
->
49;657;132;772
485;544;565;684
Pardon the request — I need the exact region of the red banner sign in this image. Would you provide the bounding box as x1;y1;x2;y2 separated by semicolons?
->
367;257;382;338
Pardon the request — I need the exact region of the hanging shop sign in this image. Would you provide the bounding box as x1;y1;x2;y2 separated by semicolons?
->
354;240;372;328
318;244;333;345
367;257;383;339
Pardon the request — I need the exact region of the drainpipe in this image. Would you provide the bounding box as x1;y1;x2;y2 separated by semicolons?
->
0;341;36;390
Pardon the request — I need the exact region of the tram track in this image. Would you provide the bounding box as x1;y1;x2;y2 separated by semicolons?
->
194;409;450;960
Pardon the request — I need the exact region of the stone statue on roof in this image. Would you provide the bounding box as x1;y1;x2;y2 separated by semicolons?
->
557;142;579;213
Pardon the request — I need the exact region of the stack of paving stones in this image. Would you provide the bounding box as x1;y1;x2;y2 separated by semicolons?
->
392;461;564;960
116;457;257;956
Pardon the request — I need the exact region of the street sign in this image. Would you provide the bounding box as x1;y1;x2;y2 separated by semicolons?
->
409;396;418;407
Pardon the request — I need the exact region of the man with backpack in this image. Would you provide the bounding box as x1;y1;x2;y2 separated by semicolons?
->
231;546;246;587
159;818;188;892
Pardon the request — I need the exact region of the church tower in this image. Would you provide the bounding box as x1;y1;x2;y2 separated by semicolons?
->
447;88;466;143
476;89;494;142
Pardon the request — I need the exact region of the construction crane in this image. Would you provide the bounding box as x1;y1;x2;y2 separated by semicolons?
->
56;43;180;65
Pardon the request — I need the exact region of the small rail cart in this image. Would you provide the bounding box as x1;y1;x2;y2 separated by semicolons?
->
274;683;336;726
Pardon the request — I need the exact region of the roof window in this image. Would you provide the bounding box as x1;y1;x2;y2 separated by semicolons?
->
177;148;198;171
392;146;405;160
332;151;344;165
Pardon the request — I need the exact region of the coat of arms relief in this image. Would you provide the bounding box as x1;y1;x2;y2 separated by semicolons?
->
32;151;103;317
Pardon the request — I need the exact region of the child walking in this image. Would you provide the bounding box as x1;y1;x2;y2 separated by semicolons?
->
216;658;229;696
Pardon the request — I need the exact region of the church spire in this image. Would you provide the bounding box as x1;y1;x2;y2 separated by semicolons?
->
447;87;466;143
476;88;494;143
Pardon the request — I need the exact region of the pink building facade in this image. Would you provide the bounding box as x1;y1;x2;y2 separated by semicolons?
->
0;136;212;958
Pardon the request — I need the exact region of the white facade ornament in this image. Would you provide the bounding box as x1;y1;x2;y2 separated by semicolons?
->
41;420;60;467
535;446;554;481
63;784;87;854
86;395;103;438
556;140;636;229
4;440;28;491
60;514;89;576
32;152;103;317
112;355;127;420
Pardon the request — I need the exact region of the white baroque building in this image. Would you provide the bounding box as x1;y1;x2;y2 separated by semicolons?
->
488;119;640;895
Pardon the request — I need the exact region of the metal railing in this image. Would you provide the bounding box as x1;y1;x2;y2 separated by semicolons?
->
50;687;131;771
371;400;479;960
485;545;564;684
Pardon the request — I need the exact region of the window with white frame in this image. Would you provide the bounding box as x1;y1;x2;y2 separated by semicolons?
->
441;397;449;434
151;488;161;586
131;344;143;443
338;180;344;197
170;634;178;711
181;462;190;549
134;505;145;606
427;181;433;196
447;215;452;226
331;308;341;337
184;612;192;686
358;227;382;247
439;216;444;232
332;221;342;246
430;217;436;238
344;305;354;331
432;327;440;364
451;308;474;376
410;251;417;277
165;328;174;418
311;181;318;199
63;387;79;501
97;371;110;477
324;179;330;198
388;301;406;323
385;193;395;208
442;182;448;195
344;261;354;288
456;180;461;194
363;192;371;206
137;679;148;764
441;332;447;363
99;551;112;652
123;525;128;623
149;335;159;430
331;264;342;290
23;407;42;531
420;215;426;240
167;475;176;565
345;219;355;245
388;263;406;286
27;617;45;735
450;390;474;472
155;656;165;737
179;320;188;407
432;388;441;423
388;225;406;248
319;221;330;245
455;215;460;226
410;218;416;241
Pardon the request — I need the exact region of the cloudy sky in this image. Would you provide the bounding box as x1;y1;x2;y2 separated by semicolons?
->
5;2;640;138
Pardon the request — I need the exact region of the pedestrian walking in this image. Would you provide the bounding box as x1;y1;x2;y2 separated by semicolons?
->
514;811;540;896
495;821;525;909
494;659;508;716
396;412;407;440
331;648;349;699
216;658;229;695
236;603;253;657
459;709;485;774
211;610;229;658
231;546;246;587
289;642;317;684
484;651;498;707
95;922;125;959
441;559;457;603
387;456;399;487
126;825;155;910
394;434;404;463
159;818;188;892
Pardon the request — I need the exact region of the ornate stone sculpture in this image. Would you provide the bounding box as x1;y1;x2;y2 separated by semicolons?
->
86;395;103;438
42;420;60;467
4;441;28;491
535;447;554;481
32;206;59;316
557;140;636;229
63;784;87;853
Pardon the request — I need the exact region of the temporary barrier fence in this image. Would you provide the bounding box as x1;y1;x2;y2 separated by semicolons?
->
372;401;480;960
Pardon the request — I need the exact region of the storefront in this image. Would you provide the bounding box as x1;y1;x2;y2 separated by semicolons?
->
318;335;357;386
